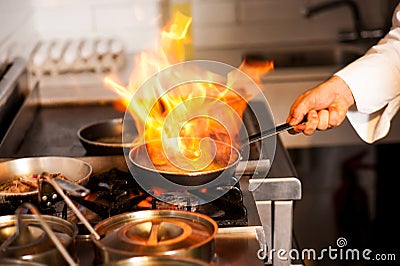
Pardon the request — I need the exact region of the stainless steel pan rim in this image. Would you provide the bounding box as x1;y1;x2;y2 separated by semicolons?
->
128;137;241;186
0;213;78;264
0;257;47;265
77;118;130;148
104;255;211;266
0;156;92;207
77;118;137;155
129;138;241;177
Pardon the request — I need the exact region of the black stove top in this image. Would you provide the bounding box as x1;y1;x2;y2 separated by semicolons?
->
65;168;248;228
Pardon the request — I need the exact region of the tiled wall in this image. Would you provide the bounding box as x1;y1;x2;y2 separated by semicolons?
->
1;0;389;62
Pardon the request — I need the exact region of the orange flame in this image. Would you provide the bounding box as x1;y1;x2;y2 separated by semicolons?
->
104;11;273;172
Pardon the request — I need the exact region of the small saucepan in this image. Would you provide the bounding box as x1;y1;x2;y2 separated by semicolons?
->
77;118;138;155
0;203;78;265
91;210;218;264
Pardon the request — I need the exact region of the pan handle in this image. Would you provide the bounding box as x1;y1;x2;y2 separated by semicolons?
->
235;159;270;177
42;177;101;240
38;173;90;210
53;178;90;197
247;123;294;144
245;117;308;145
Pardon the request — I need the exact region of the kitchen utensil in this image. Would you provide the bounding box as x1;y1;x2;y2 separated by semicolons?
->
127;128;277;187
38;180;218;265
91;210;218;264
77;118;137;155
246;118;308;145
0;156;92;211
247;122;294;144
0;203;78;265
128;138;241;186
0;257;46;266
128;117;299;186
40;175;100;240
37;172;91;211
103;256;210;266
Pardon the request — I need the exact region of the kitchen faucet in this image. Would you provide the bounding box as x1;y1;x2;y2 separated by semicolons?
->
301;0;384;43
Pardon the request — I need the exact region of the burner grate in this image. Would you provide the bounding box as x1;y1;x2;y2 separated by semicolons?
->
69;168;248;227
70;168;152;218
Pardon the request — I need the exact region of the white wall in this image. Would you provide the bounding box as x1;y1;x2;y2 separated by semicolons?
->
0;0;37;65
30;0;162;53
0;0;389;62
1;0;384;69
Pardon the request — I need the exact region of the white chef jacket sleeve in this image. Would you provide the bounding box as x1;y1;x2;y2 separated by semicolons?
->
334;3;400;144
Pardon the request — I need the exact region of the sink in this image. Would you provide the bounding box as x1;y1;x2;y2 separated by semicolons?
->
243;44;367;68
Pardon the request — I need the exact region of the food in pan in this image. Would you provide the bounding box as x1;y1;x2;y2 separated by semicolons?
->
0;172;67;193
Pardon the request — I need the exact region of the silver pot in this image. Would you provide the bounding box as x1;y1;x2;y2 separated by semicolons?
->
0;211;78;265
91;210;218;265
104;256;211;266
0;258;46;266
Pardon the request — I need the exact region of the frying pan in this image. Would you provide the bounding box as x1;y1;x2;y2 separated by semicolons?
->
77;118;138;155
129;138;241;186
128;121;295;186
0;156;92;212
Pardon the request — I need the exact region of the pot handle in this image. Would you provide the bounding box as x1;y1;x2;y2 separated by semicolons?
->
42;177;101;240
0;203;77;266
38;174;90;210
53;178;90;197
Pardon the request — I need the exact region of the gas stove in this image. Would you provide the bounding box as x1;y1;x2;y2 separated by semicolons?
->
55;167;248;229
0;58;302;266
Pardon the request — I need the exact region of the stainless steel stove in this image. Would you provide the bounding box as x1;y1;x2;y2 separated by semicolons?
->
0;58;302;266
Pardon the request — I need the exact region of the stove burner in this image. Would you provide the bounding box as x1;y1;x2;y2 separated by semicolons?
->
69;168;152;219
155;192;199;212
56;168;248;228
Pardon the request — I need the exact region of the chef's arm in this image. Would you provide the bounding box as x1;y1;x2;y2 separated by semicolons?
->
334;3;400;143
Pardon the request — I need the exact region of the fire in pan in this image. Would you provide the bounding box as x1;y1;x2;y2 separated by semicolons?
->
129;121;297;187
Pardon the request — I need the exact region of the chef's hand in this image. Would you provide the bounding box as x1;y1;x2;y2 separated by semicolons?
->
286;75;355;136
